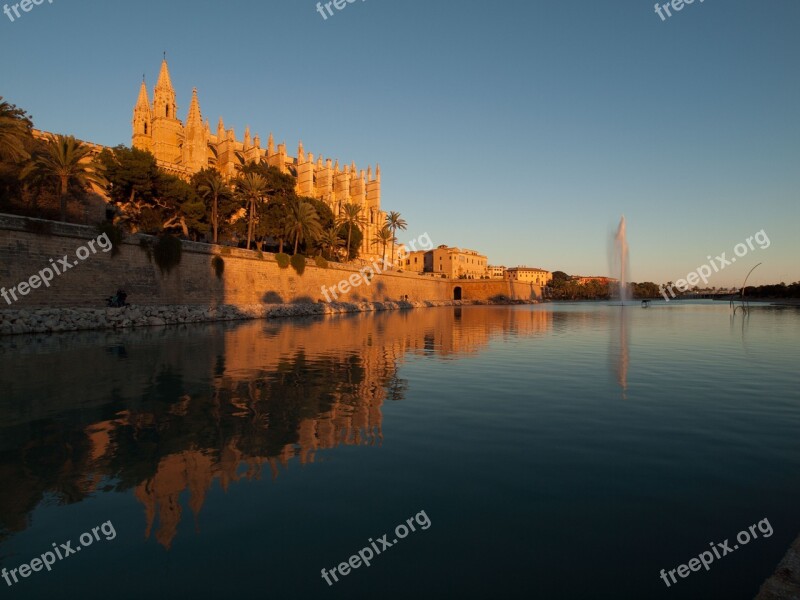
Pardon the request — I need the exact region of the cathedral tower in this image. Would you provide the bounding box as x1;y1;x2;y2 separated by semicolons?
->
150;59;183;164
181;88;208;172
132;79;153;153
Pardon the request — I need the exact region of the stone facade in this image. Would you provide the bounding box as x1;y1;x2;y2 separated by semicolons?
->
132;59;385;258
0;215;541;312
488;265;506;279
454;279;541;302
403;245;489;279
505;266;552;286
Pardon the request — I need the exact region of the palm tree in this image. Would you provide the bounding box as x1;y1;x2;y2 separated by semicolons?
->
0;98;31;163
285;200;323;255
385;211;407;266
197;170;230;244
236;172;268;250
318;226;345;261
22;134;104;222
372;225;394;262
336;203;366;261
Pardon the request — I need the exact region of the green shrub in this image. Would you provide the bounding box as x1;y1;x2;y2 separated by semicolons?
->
256;250;264;260
314;256;328;269
23;219;52;236
290;253;306;275
275;252;290;269
212;255;225;279
95;222;124;257
153;234;182;274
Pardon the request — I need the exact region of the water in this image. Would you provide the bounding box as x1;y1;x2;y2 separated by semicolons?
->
1;302;799;599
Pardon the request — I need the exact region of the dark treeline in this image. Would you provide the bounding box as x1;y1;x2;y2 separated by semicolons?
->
547;271;662;300
548;270;799;301
741;283;800;299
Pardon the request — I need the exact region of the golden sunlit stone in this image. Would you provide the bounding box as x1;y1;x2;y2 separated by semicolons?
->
132;59;386;259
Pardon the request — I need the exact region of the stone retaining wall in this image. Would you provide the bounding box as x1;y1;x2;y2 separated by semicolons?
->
0;214;542;311
0;299;537;336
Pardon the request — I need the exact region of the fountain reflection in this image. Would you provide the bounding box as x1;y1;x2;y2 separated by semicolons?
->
609;307;631;399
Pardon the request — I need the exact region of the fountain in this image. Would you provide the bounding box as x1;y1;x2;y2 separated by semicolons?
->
605;216;632;397
611;216;630;304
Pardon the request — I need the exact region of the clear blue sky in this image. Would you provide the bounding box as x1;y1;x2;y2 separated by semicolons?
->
2;0;798;286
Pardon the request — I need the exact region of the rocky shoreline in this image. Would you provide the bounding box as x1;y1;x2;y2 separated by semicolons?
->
0;299;536;336
754;532;800;600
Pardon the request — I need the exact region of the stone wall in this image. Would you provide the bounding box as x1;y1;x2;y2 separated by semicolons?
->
0;214;540;309
455;279;542;302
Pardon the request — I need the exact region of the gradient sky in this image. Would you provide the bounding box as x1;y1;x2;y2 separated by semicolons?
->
2;0;798;286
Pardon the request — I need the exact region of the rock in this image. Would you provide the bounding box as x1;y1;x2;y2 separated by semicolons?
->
0;297;497;337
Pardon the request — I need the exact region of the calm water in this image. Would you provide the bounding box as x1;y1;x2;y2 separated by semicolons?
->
1;302;799;599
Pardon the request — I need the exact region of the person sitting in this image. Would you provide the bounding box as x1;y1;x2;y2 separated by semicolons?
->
107;289;128;307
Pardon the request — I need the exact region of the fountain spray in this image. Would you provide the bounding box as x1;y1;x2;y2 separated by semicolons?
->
614;216;630;304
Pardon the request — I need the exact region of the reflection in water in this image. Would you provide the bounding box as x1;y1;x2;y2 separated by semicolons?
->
0;307;552;549
730;310;752;356
609;307;630;399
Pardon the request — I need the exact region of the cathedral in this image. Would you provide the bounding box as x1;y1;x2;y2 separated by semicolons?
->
132;59;385;256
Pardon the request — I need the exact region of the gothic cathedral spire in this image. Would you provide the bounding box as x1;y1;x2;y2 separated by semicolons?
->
149;57;182;164
182;88;208;172
153;58;177;120
132;80;153;152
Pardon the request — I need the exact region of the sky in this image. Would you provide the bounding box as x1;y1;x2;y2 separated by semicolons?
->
1;0;798;287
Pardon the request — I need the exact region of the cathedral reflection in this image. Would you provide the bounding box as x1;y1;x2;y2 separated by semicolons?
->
0;307;552;548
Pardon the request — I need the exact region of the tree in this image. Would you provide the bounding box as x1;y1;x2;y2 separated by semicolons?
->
236;162;299;251
347;226;364;261
262;198;291;253
337;203;367;261
195;169;230;244
284;200;323;255
22;134;104;221
98;145;199;235
630;281;660;299
240;162;296;200
317;225;345;261
302;196;335;231
0;97;32;164
236;173;268;250
385;211;407;266
372;225;394;262
158;176;205;238
0;99;34;208
98;145;159;207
